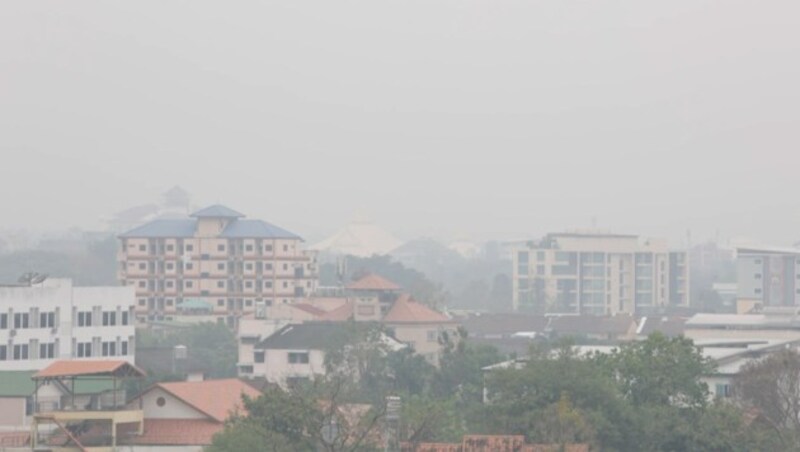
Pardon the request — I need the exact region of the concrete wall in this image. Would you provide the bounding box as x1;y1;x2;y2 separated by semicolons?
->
0;398;26;427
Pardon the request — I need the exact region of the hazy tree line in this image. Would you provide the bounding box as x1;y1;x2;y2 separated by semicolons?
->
206;327;791;452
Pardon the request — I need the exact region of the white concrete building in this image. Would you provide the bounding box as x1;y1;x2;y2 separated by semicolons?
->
0;278;136;371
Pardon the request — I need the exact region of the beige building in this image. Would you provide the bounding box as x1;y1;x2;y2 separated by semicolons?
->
118;205;318;327
511;233;689;315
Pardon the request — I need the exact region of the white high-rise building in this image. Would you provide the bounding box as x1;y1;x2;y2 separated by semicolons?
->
0;278;136;371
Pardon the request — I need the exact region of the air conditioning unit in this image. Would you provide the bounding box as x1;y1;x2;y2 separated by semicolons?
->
9;330;16;337
51;327;58;334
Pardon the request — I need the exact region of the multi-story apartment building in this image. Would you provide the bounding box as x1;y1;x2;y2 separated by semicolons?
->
118;205;318;326
0;278;136;371
511;233;689;315
737;246;800;310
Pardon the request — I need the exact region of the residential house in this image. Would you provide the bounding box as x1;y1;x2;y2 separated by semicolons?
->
383;294;459;365
126;378;261;449
248;322;403;387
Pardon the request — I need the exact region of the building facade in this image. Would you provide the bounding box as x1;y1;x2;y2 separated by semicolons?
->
118;205;318;326
0;278;135;371
511;233;689;315
737;246;800;309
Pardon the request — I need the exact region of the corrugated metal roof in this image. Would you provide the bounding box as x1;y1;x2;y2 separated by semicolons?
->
190;205;245;218
34;360;146;379
220;219;301;239
119;219;197;238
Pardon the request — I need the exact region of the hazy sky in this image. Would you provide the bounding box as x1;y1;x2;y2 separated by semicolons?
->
1;1;799;246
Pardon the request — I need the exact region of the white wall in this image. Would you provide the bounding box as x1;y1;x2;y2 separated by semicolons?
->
0;279;136;371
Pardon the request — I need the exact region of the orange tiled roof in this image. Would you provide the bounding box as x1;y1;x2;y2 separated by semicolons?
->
154;378;261;422
124;419;222;446
34;360;146;379
320;301;355;321
346;273;402;291
383;294;452;323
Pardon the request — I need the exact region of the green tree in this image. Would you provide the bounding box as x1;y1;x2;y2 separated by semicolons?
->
603;333;713;408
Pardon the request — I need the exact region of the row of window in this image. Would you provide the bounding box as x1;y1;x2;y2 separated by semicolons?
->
0;342;56;361
75;340;129;358
132;243;292;254
76;311;130;327
0;312;56;330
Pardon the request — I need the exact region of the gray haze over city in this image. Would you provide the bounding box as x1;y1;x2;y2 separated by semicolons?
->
2;1;799;245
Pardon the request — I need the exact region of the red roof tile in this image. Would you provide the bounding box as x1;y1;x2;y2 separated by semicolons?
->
346;273;402;291
124;419;222;446
153;378;261;422
383;294;452;323
34;360;146;379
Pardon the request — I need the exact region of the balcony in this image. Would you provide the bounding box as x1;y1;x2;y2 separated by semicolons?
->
32;360;146;452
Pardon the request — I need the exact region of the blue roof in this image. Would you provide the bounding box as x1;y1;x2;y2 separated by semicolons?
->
221;220;302;240
119;219;197;238
119;218;302;240
190;205;245;218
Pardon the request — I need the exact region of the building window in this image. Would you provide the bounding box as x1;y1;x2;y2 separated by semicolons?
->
122;311;129;325
13;344;29;360
139;245;147;252
755;273;762;279
217;244;226;252
166;281;174;288
166;262;174;271
218;299;224;306
0;313;7;329
288;352;310;364
245;281;253;288
185;244;194;252
265;281;273;289
102;312;116;326
40;312;55;329
755;288;762;294
283;244;288;252
246;300;253;307
217;263;225;270
138;263;146;270
156;397;166;407
265;264;273;271
77;312;92;327
185;262;194;271
77;343;92;358
283;281;288;288
0;345;6;360
265;245;273;252
246;263;253;271
427;330;438;342
138;281;146;288
283;264;288;271
245;244;253;252
254;351;265;363
217;281;225;288
121;341;128;355
14;313;29;329
102;342;117;357
39;343;55;359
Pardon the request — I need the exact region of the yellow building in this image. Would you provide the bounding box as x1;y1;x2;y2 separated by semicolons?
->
118;205;318;327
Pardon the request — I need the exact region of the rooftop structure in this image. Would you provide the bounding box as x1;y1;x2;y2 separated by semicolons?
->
31;360;146;451
118;204;318;327
736;246;800;311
